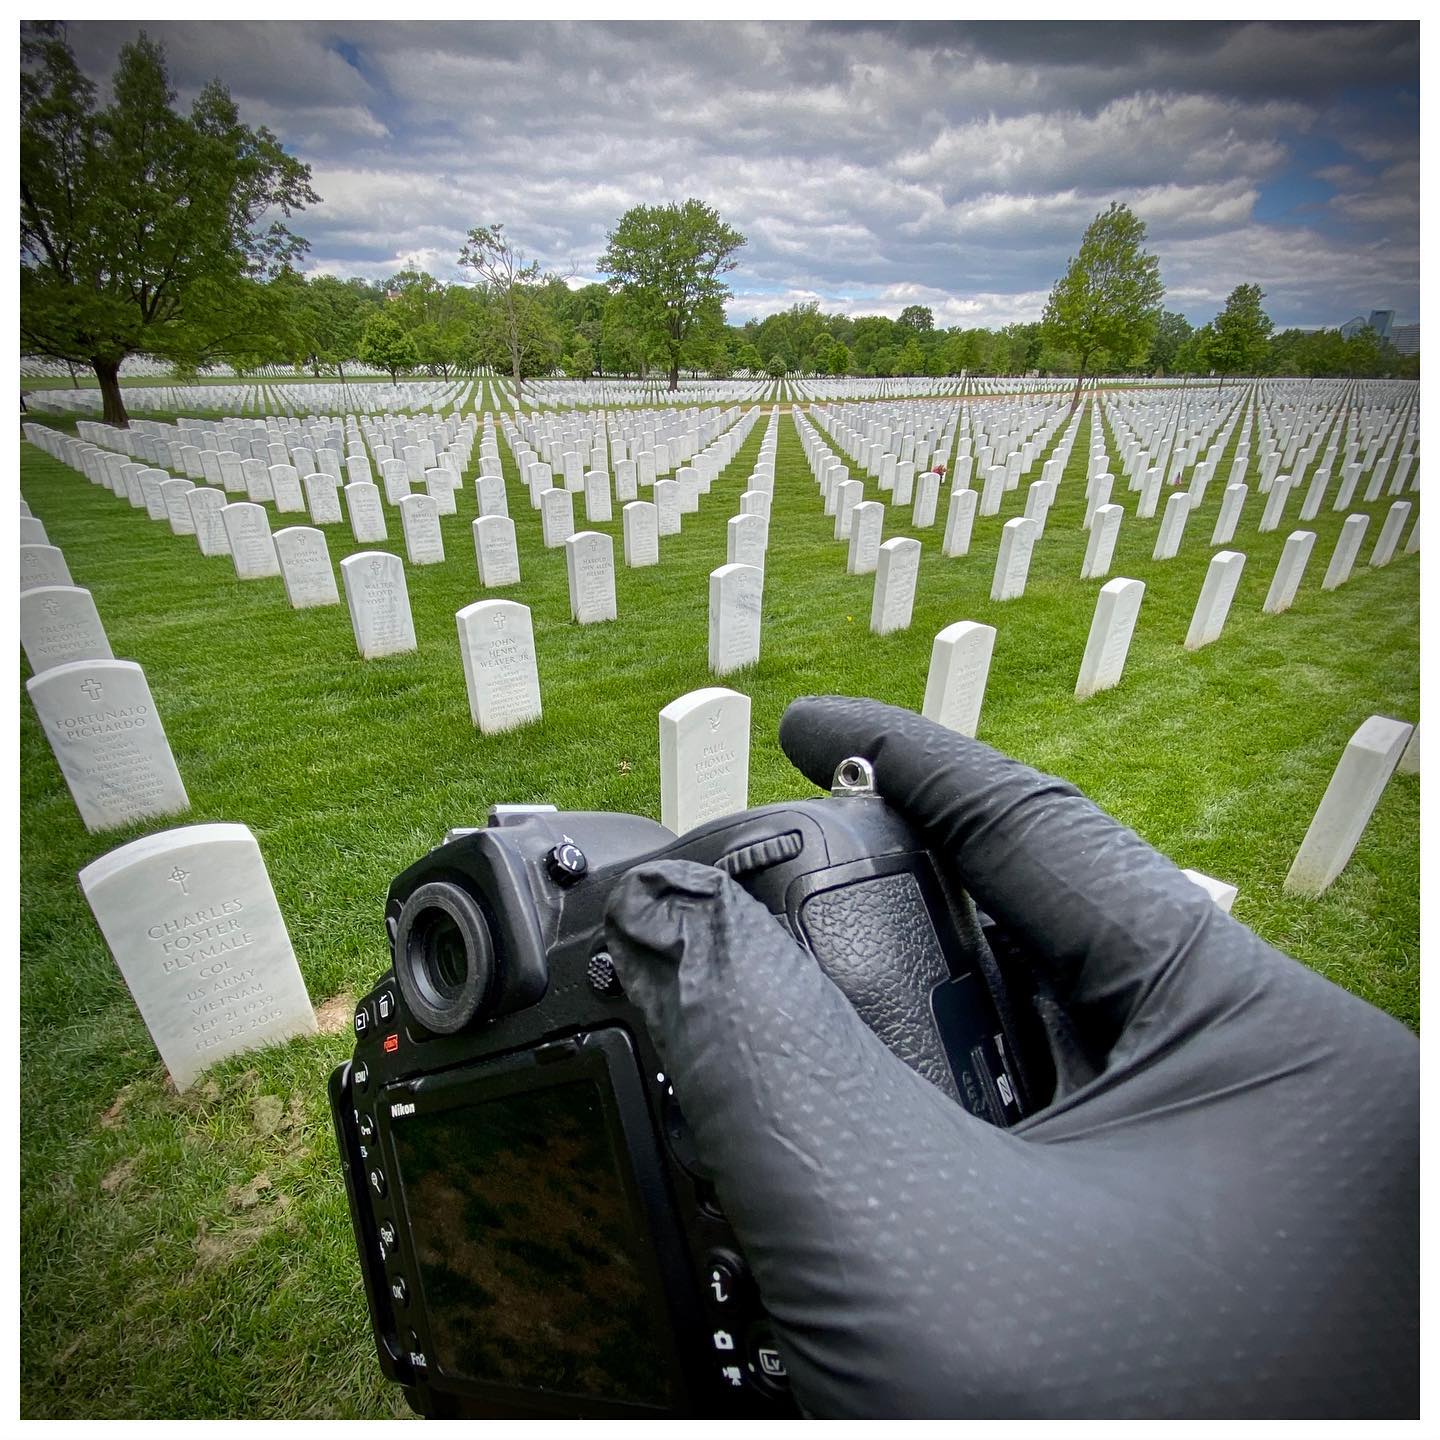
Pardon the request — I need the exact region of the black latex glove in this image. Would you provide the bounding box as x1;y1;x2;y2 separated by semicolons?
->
603;697;1418;1418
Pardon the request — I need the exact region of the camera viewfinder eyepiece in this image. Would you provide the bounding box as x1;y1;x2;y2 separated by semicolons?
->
393;881;495;1033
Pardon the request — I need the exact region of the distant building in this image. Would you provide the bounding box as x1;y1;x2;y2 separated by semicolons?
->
1340;309;1400;342
1367;310;1396;340
1391;323;1420;356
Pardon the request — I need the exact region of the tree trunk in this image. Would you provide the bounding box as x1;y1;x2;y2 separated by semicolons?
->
668;360;679;392
1070;369;1084;412
93;356;128;427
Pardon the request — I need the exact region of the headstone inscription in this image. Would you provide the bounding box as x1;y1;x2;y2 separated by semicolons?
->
345;482;388;544
78;823;317;1090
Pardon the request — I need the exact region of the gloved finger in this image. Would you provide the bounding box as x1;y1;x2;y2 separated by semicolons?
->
778;696;1274;1053
604;858;1020;1416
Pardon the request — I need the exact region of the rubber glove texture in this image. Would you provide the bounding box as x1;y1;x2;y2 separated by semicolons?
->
603;697;1418;1419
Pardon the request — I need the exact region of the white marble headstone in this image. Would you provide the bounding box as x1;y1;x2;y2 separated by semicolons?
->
274;527;340;609
1184;551;1246;650
1263;531;1316;615
659;686;751;836
345;482;388;544
473;515;521;588
1075;578;1144;699
565;531;617;624
400;493;445;566
922;621;995;737
26;658;189;832
20;585;113;674
942;489;977;559
1284;716;1412;896
708;563;763;675
21;543;73;592
1323;514;1369;590
78;823;317;1089
623;501;659;568
871;537;921;635
222;503;281;580
340;552;417;659
455;599;542;734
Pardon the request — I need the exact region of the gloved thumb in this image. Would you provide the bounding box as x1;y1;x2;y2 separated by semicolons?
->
604;858;1016;1415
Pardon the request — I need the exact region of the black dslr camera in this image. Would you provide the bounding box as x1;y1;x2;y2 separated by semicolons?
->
330;759;1043;1418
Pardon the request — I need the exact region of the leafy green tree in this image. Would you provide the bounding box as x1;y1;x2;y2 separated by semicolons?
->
20;22;317;425
1041;201;1164;406
359;310;419;383
1173;323;1213;375
1147;309;1194;374
562;336;595;379
599;199;746;390
458;223;549;404
766;354;787;378
302;275;378;381
736;342;764;375
600;293;649;378
826;340;853;376
1205;283;1273;387
896;336;926;375
897;305;934;332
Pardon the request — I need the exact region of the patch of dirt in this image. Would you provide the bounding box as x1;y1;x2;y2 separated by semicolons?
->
226;1172;272;1210
193;1194;293;1268
99;1083;140;1129
251;1094;285;1137
100;1158;136;1195
313;992;356;1035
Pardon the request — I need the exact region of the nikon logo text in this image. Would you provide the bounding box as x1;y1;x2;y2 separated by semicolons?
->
390;1101;416;1118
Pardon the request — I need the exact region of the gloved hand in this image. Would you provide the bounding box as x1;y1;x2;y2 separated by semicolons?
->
603;697;1418;1418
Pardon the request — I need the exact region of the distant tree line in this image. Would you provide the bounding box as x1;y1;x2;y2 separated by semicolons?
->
20;21;1417;429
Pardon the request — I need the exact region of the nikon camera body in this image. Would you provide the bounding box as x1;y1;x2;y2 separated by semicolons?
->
330;761;1041;1418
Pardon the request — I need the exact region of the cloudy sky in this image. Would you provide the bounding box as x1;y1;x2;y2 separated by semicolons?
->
62;19;1420;331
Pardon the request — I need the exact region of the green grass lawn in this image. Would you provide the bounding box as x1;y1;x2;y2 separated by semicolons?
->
20;391;1419;1417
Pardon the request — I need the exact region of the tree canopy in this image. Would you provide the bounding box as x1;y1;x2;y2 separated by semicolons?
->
1206;283;1274;382
1041;201;1164;404
598;199;746;390
20;22;317;424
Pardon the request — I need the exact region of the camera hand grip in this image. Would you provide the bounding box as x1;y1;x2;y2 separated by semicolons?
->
796;871;961;1104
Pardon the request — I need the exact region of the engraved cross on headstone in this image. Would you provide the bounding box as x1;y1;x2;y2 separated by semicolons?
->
80;678;104;700
168;866;191;895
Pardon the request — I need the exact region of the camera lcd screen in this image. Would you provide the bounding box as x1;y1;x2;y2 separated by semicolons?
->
391;1078;680;1409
